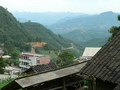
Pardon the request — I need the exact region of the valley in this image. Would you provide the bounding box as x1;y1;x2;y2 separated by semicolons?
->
12;11;119;47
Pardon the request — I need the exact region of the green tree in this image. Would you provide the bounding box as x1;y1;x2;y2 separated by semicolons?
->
23;44;31;52
108;15;120;40
35;36;42;42
117;15;120;21
0;57;5;74
56;51;75;67
11;51;18;59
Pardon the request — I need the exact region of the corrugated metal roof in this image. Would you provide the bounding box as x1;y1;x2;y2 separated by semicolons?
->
81;32;120;90
16;62;87;88
82;47;101;57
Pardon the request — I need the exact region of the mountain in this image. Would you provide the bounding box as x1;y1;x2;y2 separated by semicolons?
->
22;22;84;57
22;22;74;49
48;11;120;34
79;38;108;48
12;12;89;25
0;6;34;49
16;17;28;22
61;29;111;43
0;6;83;57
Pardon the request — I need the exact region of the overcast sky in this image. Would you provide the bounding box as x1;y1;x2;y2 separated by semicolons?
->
0;0;120;14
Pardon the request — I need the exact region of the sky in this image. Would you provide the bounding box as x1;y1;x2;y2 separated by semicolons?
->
0;0;120;14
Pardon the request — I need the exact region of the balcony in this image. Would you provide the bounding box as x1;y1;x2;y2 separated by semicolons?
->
19;64;30;69
19;58;31;62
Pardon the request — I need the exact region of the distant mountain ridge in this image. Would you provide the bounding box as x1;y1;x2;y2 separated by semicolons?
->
79;38;108;48
61;29;111;43
48;11;120;34
12;12;89;25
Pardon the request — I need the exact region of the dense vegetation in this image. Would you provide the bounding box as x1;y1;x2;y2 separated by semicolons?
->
108;15;120;40
79;38;108;48
0;6;83;61
22;22;72;49
56;51;75;67
62;29;110;43
0;57;5;74
22;22;84;58
0;6;34;53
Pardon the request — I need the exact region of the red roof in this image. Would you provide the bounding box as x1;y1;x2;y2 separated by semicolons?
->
19;54;33;57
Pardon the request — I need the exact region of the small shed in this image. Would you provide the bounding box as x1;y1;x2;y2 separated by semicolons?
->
80;32;120;90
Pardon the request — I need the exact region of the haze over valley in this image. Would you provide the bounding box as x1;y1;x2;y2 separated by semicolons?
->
12;11;120;47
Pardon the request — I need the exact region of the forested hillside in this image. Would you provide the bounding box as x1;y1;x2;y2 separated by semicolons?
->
22;22;84;57
61;29;111;42
0;6;34;52
48;11;120;34
0;6;83;58
22;22;73;49
79;38;108;48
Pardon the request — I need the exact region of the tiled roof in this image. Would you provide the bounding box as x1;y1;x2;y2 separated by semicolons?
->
29;62;59;73
114;84;120;90
80;31;120;90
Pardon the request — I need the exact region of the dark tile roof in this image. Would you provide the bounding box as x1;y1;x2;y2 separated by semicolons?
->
80;31;120;90
114;84;120;90
28;62;59;73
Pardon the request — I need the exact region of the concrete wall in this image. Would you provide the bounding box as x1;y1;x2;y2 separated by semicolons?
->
39;55;50;65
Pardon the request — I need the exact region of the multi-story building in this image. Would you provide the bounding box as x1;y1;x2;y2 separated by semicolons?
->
19;52;50;71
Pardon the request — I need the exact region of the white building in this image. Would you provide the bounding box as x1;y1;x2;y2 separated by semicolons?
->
2;55;11;59
82;47;101;57
19;52;50;71
75;47;101;62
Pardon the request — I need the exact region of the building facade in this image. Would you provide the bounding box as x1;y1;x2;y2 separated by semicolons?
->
74;47;101;63
19;53;50;71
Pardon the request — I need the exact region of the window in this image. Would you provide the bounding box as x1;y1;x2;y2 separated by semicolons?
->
37;60;40;63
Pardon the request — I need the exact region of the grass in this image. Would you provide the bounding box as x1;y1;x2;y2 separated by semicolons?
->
0;83;8;88
0;77;15;88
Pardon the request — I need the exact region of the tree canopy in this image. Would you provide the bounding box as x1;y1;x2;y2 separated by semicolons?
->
56;51;75;67
0;57;5;74
108;15;120;40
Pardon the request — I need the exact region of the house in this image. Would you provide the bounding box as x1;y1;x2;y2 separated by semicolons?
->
1;61;88;90
2;55;11;59
82;47;101;57
19;52;50;71
75;47;101;62
24;62;59;74
80;32;120;90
